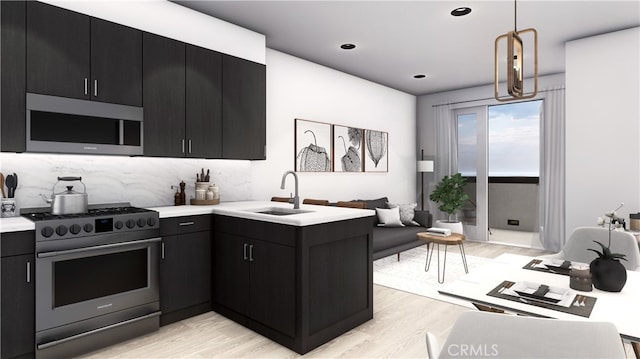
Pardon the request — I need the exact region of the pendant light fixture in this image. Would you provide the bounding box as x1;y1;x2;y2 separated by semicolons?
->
494;0;538;102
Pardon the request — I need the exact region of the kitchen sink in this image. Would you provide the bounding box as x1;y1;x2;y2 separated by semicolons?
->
245;207;312;216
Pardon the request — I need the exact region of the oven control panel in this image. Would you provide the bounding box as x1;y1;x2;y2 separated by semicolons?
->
34;211;159;242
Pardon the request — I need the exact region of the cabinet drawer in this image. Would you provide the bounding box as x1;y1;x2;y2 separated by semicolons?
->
160;215;212;236
0;231;35;257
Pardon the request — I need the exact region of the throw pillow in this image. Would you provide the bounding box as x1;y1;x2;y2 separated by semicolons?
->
387;202;419;226
355;197;389;225
375;207;405;227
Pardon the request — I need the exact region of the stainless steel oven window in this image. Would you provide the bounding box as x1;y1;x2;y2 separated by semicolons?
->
35;238;160;332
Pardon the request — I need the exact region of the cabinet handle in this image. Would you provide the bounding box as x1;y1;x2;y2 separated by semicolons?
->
243;243;248;261
26;261;31;283
182;139;185;154
249;244;254;262
178;221;194;226
84;78;88;95
94;79;98;97
161;242;165;259
188;139;192;154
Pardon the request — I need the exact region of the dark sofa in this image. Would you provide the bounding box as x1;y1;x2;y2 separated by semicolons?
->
350;197;433;260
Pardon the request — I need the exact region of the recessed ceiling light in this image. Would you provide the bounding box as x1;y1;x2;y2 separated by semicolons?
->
451;7;472;16
340;43;356;50
413;74;427;79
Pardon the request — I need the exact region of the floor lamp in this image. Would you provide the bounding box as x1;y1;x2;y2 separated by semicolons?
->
417;150;434;211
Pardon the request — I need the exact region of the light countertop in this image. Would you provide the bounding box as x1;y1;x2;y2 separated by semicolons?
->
0;201;375;233
0;216;36;233
148;201;375;226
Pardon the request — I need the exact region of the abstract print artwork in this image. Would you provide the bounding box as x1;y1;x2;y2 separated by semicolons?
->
364;129;388;172
333;125;363;172
295;119;332;172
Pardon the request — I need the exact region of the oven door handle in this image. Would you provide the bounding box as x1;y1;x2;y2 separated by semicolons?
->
37;237;162;258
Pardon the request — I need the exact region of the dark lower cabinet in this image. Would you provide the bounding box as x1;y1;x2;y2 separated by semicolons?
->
159;215;212;326
213;214;373;354
1;231;35;359
214;232;295;337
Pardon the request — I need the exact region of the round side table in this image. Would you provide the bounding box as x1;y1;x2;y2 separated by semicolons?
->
416;232;468;284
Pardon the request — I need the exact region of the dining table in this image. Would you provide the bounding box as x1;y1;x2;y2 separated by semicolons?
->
438;253;640;357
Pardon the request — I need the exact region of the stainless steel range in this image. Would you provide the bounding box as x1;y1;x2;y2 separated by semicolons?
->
24;203;161;359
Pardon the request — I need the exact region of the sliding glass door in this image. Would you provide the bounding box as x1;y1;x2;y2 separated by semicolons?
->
455;101;542;246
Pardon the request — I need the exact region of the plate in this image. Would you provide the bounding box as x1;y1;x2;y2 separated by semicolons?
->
506;281;575;307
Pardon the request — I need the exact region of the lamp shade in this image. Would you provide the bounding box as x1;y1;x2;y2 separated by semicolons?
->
417;160;434;173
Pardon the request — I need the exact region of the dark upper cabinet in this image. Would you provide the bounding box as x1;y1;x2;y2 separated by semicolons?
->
26;1;142;106
222;55;266;160
26;1;90;100
90;18;142;106
143;32;186;157
186;44;223;158
1;0;26;152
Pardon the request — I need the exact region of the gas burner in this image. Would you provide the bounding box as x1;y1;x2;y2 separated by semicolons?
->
23;203;159;242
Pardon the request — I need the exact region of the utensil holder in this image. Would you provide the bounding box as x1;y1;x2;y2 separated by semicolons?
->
1;199;17;218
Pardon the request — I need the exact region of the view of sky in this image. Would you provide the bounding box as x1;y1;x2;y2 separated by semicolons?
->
458;100;542;177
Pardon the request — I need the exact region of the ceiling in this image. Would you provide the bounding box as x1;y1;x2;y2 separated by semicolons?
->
174;1;640;96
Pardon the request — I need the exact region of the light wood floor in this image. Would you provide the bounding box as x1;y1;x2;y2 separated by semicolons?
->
81;242;634;358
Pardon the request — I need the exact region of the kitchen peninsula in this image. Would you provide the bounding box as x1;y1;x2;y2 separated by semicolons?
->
153;201;376;355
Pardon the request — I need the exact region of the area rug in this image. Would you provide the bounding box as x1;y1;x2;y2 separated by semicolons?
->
373;245;490;307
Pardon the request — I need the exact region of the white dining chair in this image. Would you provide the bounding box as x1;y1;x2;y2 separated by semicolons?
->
543;227;640;271
426;311;626;358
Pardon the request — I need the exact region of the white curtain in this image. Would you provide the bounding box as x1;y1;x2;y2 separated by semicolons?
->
433;103;457;220
539;87;566;251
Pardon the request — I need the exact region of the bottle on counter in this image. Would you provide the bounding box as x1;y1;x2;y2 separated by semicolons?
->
172;185;181;206
179;181;186;205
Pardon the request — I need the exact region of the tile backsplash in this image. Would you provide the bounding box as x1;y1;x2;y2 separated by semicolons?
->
0;153;252;211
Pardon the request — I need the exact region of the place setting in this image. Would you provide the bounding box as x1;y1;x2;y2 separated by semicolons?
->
487;280;597;318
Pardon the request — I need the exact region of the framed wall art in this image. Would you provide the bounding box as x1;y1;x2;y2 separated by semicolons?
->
364;129;388;172
295;119;332;172
333;125;364;172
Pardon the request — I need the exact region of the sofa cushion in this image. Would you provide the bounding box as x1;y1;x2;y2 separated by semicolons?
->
373;226;426;253
387;202;419;226
376;207;404;227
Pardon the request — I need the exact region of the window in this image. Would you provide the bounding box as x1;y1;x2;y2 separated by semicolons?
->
488;100;542;177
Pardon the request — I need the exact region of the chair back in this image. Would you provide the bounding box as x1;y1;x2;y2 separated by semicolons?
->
563;227;640;270
336;201;366;209
302;198;329;206
429;311;625;358
271;196;291;203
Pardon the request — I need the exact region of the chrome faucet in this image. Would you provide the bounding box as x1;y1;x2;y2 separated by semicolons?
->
280;170;300;209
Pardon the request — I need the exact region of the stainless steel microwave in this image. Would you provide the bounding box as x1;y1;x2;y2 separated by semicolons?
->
26;93;144;156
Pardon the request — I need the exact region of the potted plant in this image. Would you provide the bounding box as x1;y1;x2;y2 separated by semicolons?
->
429;173;469;234
589;204;628;292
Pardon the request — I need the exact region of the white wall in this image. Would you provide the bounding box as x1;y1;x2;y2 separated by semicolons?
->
565;27;640;237
252;49;417;204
